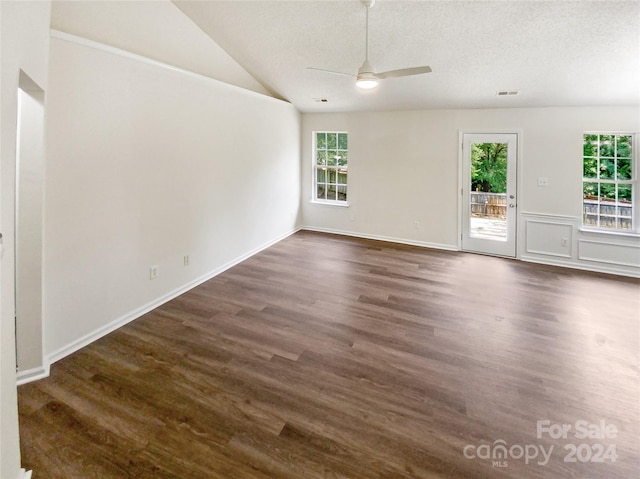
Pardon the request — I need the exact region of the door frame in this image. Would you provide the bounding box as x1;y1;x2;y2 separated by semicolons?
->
457;129;523;257
15;71;46;382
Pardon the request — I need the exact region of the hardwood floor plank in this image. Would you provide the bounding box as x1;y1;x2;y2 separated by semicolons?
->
18;231;639;478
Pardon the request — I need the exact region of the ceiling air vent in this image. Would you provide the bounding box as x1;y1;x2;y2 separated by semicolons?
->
497;90;519;96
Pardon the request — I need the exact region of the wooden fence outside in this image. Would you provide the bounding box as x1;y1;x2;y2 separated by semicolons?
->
583;198;632;230
471;192;506;218
471;193;633;230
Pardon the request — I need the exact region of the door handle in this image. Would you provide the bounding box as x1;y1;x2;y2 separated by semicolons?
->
509;203;516;208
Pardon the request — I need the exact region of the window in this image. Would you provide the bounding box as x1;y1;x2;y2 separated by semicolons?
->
314;132;348;203
583;133;635;231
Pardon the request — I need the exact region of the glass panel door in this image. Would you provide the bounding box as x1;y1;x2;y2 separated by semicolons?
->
462;133;517;257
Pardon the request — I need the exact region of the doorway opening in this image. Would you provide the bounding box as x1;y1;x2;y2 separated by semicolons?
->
15;70;45;381
460;132;518;257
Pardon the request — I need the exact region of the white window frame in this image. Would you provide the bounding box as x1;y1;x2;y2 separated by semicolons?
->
581;132;638;235
312;131;349;206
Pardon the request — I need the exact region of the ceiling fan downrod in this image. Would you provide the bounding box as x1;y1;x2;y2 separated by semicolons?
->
357;0;378;89
307;0;431;90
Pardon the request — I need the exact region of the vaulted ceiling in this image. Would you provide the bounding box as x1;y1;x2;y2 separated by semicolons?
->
174;0;639;113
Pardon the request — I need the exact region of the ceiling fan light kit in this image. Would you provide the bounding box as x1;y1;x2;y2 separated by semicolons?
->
308;0;431;91
356;78;378;89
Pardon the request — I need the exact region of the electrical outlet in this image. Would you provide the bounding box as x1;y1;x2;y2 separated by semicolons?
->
414;221;420;230
184;255;190;266
150;265;159;280
561;237;569;247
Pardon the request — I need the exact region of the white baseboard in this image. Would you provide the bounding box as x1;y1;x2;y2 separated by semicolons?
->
17;364;50;386
520;254;640;278
23;227;301;384
21;223;636;387
304;225;640;278
301;226;458;252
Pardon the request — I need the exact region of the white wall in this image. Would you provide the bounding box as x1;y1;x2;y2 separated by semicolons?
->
302;107;640;276
43;35;300;361
0;1;51;476
51;0;271;96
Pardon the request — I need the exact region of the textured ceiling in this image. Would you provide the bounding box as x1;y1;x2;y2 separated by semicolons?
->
174;0;640;113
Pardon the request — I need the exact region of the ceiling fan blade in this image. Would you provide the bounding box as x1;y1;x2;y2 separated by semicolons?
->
376;66;432;79
307;67;355;78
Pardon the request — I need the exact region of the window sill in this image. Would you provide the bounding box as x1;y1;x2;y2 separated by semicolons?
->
579;227;639;239
310;200;349;208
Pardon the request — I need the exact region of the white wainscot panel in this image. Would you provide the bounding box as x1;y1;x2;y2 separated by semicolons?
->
578;239;640;268
526;219;573;258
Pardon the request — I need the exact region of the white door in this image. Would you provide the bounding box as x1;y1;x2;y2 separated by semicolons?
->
461;133;518;257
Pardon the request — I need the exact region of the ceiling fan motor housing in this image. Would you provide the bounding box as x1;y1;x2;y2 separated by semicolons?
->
358;59;376;77
356;59;378;89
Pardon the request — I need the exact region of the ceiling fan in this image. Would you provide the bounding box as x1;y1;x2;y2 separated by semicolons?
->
307;0;432;89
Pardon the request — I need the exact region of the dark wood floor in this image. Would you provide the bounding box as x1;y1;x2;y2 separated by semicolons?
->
18;231;639;478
